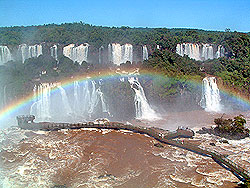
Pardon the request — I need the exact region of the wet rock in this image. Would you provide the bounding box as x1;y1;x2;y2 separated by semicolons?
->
51;185;67;188
154;142;164;148
98;174;116;180
219;139;229;144
209;142;216;146
197;127;249;140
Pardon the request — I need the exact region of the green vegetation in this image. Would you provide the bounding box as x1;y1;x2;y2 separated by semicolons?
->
214;115;249;136
203;33;250;95
0;22;236;47
0;22;250;103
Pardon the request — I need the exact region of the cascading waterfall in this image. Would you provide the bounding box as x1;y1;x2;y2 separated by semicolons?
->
128;77;159;121
0;46;12;65
30;83;56;121
58;86;73;116
18;44;43;63
108;44;112;63
81;81;91;115
108;43;133;65
200;77;221;112
187;43;200;60
30;80;109;122
99;46;104;64
3;85;7;107
29;75;159;121
88;81;99;114
50;45;58;60
73;81;80;114
121;44;133;64
97;88;109;113
142;45;149;60
110;43;122;65
201;44;214;60
176;43;225;61
63;43;89;64
215;45;225;58
73;80;109;117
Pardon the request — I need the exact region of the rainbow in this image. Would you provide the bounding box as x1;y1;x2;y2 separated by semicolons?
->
0;69;250;125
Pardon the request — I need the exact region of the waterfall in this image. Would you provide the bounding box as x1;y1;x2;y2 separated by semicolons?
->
128;77;159;121
201;44;214;60
30;83;56;121
111;43;122;65
215;45;225;58
142;45;148;60
97;88;109;113
30;80;109;121
176;44;182;56
73;81;80;114
0;46;12;65
50;45;58;60
89;81;99;114
176;43;225;61
63;43;89;64
81;81;91;115
77;80;109;117
121;44;133;64
99;46;104;64
108;44;112;63
3;85;7;106
58;86;73;116
108;43;133;65
36;84;51;121
18;44;42;63
200;77;221;112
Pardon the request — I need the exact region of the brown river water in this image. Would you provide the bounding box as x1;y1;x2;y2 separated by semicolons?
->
0;110;250;188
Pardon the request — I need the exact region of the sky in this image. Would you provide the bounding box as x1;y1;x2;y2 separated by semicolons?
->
0;0;250;32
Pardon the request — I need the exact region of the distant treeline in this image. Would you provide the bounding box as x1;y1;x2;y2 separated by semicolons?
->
0;22;243;49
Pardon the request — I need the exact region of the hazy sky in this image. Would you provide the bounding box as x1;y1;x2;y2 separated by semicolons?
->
0;0;250;32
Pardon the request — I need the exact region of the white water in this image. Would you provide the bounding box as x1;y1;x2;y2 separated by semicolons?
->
99;46;104;64
63;43;89;64
110;43;122;65
0;46;12;65
108;43;133;65
18;44;42;63
30;80;109;122
58;86;73;116
176;43;224;61
88;81;100;114
81;81;91;115
215;45;225;58
201;44;214;60
200;77;221;112
73;81;80;114
30;83;57;121
122;43;133;64
73;80;109;117
128;77;159;121
142;45;148;60
50;45;58;60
